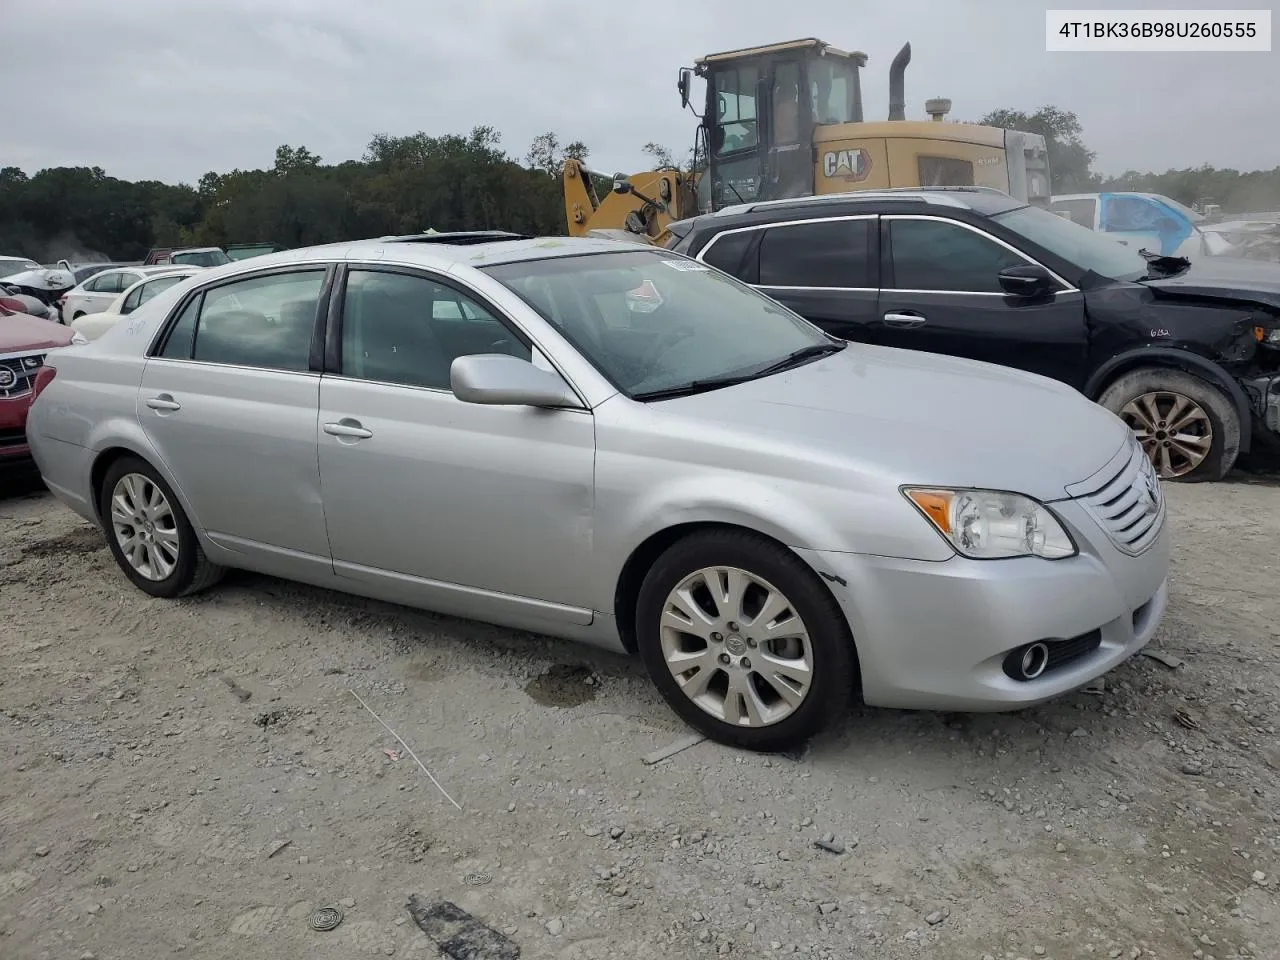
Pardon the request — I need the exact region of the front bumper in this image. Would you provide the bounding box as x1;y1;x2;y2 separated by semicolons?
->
795;498;1170;712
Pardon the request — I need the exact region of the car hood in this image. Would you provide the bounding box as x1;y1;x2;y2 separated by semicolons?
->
652;343;1130;502
1140;257;1280;310
0;311;76;351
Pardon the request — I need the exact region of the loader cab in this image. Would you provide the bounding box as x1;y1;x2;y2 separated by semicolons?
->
693;39;866;211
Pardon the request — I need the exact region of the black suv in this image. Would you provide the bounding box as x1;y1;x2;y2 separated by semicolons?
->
666;187;1280;482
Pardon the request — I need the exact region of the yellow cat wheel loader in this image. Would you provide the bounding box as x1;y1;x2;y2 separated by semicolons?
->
564;38;1052;245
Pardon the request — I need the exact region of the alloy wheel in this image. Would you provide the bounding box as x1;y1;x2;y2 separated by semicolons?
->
658;565;813;728
1119;390;1213;479
109;473;180;581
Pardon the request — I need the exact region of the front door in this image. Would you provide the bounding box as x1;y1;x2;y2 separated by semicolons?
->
138;266;331;563
316;266;596;622
877;214;1089;387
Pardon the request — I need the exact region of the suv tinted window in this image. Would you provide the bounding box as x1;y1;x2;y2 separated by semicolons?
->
888;218;1026;293
340;270;529;390
159;270;323;370
759;219;872;288
701;231;755;279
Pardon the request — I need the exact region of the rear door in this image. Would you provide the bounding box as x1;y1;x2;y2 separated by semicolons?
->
139;266;331;571
696;216;881;343
877;214;1089;387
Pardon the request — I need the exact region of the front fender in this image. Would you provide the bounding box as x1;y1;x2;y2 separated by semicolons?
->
589;470;952;611
1084;345;1253;453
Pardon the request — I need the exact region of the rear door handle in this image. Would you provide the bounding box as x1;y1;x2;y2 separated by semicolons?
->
883;311;927;328
323;418;373;440
144;394;181;411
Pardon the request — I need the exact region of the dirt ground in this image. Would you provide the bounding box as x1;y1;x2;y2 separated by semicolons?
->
1;471;1277;960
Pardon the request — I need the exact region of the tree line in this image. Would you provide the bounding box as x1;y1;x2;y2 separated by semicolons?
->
2;111;1277;264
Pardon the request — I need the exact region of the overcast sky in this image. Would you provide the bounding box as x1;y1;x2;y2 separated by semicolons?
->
2;0;1274;185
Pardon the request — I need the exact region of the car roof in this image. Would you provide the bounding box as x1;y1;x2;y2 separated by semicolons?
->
681;187;1025;234
189;233;658;277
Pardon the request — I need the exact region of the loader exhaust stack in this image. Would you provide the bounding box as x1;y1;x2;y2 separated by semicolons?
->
887;42;911;121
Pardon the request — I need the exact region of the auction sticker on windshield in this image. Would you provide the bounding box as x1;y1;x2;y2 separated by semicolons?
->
1046;9;1271;51
661;260;710;271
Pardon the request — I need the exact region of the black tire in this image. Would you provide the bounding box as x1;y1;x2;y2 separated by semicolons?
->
1098;367;1240;482
635;528;857;752
98;455;225;598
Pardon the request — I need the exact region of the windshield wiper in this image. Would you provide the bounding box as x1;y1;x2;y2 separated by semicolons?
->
631;341;845;402
748;341;845;377
1138;248;1192;279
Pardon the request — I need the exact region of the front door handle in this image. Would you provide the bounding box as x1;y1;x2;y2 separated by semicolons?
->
323;418;373;440
883;311;927;328
144;394;181;411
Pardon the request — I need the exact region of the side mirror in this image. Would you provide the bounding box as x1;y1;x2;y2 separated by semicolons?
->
998;264;1055;298
678;68;692;109
450;354;583;409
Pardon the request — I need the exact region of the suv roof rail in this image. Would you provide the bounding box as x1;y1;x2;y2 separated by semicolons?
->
380;230;531;245
714;189;976;217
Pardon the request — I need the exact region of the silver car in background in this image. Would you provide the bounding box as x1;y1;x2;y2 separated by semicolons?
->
25;234;1170;750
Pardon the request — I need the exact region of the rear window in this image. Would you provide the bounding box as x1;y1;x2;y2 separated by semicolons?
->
173;250;231;267
700;231;755;279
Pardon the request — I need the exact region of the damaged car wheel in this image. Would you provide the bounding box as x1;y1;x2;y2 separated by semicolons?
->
1099;367;1239;482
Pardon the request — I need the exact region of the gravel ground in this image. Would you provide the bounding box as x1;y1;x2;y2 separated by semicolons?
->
1;472;1278;960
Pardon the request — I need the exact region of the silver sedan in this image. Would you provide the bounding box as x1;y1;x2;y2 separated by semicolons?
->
25;234;1171;751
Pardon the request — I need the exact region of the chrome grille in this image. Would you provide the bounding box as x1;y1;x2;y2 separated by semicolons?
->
1071;436;1165;556
0;353;45;399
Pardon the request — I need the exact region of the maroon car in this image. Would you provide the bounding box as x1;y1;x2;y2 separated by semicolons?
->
1;305;77;471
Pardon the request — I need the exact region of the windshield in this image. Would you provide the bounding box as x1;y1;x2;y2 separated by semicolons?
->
173;249;231;267
481;249;834;398
0;259;40;278
992;203;1153;281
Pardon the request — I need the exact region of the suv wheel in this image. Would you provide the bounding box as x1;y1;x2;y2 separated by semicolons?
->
635;529;856;751
1098;368;1240;482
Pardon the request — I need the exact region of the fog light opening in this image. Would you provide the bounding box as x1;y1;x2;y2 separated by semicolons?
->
1019;642;1049;680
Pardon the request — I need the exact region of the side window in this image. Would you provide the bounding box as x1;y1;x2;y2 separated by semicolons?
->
192;271;324;371
1049;198;1097;228
122;282;146;312
918;156;975;187
1103;196;1165;232
759;219;872;288
86;272;116;293
712;65;759;156
889;219;1028;293
700;231;755;280
771;62;802;145
340;270;530;390
157;294;203;359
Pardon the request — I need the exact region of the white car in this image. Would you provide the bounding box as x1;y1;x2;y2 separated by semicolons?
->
0;255;42;280
59;266;185;323
70;268;204;341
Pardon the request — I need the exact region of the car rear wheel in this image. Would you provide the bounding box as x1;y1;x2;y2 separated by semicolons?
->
1098;367;1240;482
99;455;225;598
635;529;856;751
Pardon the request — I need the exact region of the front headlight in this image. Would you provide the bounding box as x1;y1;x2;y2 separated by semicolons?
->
902;487;1077;560
70;331;89;345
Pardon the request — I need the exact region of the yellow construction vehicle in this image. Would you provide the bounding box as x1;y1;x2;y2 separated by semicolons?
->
564;38;1052;244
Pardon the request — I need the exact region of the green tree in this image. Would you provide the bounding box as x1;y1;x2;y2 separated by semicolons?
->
978;106;1099;192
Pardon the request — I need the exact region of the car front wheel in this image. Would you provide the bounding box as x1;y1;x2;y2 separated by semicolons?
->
99;455;225;598
1098;367;1240;482
635;529;856;751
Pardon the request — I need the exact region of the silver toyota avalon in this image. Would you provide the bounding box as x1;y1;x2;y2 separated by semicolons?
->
25;233;1169;751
